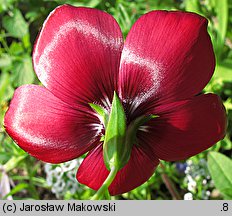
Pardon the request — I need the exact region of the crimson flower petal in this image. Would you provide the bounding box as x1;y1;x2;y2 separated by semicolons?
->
4;85;101;163
77;145;159;195
137;94;226;161
33;4;123;108
119;11;215;113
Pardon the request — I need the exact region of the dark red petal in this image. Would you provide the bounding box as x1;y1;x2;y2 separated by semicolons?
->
119;11;215;114
33;5;123;108
77;145;159;195
4;85;101;163
137;94;227;161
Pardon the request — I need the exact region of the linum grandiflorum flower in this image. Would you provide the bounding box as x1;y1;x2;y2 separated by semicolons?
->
4;4;226;197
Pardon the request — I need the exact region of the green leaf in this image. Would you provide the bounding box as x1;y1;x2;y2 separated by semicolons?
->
2;9;29;39
0;152;11;164
0;54;12;68
214;61;232;82
25;11;40;23
22;34;31;50
0;72;10;100
86;0;101;7
220;188;232;199
185;0;202;15
211;0;228;56
208;152;232;198
11;176;46;187
9;42;24;55
13;56;35;86
3;155;27;172
0;0;17;13
3;183;29;199
103;92;126;171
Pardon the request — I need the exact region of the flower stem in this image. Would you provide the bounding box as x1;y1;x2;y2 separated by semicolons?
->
104;189;111;200
160;162;181;200
91;166;118;200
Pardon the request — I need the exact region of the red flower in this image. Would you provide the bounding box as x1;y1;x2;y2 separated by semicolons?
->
4;5;226;195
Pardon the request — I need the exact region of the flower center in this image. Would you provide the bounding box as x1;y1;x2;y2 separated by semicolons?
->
90;92;157;171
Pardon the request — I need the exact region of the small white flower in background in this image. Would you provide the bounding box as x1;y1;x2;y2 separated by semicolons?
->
184;192;193;200
202;179;207;185
45;158;83;198
202;190;211;199
186;175;197;192
206;190;211;197
184;159;213;200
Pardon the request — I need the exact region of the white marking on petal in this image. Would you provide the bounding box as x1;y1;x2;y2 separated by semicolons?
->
120;47;164;111
34;17;122;86
101;94;111;111
89;123;103;136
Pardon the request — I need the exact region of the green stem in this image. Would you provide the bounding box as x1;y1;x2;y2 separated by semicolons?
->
104;189;111;200
91;166;118;200
160;162;181;200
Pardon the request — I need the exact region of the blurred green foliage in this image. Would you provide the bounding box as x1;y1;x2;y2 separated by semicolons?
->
208;152;232;199
0;0;232;200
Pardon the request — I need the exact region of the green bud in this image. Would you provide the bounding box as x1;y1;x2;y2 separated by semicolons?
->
103;92;127;171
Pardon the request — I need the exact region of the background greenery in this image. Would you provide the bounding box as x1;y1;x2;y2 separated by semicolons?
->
0;0;231;200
